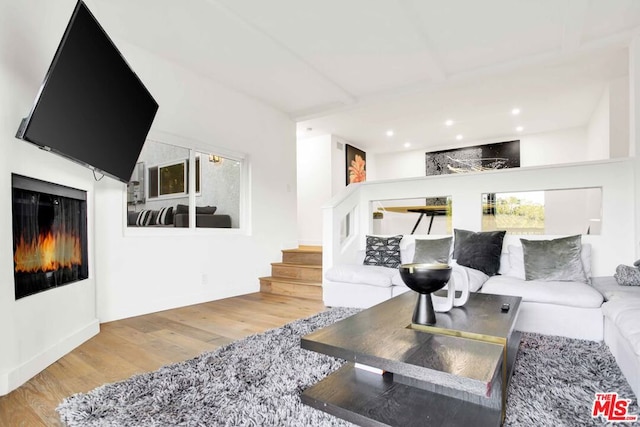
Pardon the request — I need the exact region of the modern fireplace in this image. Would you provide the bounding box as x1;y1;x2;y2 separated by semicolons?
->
12;174;88;299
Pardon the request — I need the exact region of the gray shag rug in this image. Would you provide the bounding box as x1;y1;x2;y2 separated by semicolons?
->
57;308;637;426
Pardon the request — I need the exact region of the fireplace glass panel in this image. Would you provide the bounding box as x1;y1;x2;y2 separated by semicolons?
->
12;175;88;299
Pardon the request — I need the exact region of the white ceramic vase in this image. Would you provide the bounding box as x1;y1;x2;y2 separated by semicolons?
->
431;276;470;312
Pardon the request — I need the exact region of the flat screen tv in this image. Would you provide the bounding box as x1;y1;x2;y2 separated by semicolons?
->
16;0;158;183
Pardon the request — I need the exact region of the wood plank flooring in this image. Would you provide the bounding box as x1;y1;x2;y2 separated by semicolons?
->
0;293;325;427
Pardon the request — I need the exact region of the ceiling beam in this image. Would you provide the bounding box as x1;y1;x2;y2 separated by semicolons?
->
204;0;356;107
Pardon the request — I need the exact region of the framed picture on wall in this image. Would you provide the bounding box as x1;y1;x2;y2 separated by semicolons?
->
425;140;520;176
346;144;366;185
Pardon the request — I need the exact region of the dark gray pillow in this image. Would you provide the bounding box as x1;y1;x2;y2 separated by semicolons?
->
196;205;217;215
521;235;587;283
413;237;452;264
175;205;217;215
363;235;402;269
453;229;506;276
175;204;189;215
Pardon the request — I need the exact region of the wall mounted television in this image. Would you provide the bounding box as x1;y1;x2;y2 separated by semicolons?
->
15;0;158;184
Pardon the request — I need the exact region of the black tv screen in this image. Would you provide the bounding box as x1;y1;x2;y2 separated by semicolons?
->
16;1;158;183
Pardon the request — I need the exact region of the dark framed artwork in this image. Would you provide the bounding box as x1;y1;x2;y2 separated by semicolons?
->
425;140;520;176
346;144;366;185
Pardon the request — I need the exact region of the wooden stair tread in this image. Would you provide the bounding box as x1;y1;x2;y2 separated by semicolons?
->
259;277;322;287
271;262;322;269
260;246;323;301
282;247;322;254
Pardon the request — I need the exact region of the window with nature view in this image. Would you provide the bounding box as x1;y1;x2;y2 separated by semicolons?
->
481;188;602;235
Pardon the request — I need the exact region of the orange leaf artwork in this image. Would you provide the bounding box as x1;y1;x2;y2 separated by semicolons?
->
349;154;366;184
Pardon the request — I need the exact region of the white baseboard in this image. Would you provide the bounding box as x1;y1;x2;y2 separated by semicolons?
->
0;319;100;396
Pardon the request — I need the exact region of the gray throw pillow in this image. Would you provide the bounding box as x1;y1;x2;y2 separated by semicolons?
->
453;229;506;276
413;237;452;264
521;235;587;283
615;265;640;286
363;235;402;269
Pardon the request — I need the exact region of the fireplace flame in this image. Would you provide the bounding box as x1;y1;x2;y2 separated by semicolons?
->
14;231;83;273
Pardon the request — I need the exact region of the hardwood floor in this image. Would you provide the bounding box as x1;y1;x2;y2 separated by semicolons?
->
0;293;326;427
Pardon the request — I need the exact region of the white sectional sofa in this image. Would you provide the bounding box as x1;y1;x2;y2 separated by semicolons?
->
480;245;604;341
323;235;605;341
594;278;640;398
324;238;488;308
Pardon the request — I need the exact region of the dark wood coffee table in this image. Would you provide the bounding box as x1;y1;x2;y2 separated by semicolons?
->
301;291;521;427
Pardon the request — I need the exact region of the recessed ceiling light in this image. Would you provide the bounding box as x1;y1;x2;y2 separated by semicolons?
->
456;134;463;141
445;119;454;127
404;141;411;148
386;130;394;137
516;126;524;132
511;108;521;116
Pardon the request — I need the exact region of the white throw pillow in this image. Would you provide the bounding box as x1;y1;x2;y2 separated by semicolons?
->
449;260;489;292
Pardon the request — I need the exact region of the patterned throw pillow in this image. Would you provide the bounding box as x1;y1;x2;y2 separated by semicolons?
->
135;210;153;226
155;206;174;225
363;235;403;268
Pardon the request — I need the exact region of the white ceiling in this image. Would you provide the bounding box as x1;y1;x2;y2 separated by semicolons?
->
89;0;640;153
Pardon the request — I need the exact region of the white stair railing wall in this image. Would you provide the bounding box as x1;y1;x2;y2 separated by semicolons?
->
322;158;637;282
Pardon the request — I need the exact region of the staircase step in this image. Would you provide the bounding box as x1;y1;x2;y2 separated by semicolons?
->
259;277;323;300
271;262;322;281
282;248;322;266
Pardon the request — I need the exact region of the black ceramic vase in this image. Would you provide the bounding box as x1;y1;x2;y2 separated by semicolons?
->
399;263;452;325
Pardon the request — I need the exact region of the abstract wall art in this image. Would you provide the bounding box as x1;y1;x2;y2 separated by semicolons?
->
425;140;520;176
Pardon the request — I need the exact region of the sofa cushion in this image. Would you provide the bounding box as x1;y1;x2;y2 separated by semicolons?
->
481;275;603;308
363;235;402;269
602;299;640;356
453;229;506;276
505;244;592;280
521;235;587;283
325;264;397;288
413;237;452;264
602;298;640;322
592;276;640;301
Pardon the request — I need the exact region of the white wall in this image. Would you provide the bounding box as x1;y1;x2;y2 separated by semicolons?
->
372;127;591;180
1;0;298;394
296;135;361;245
520;127;589;166
587;86;610;160
324;159;636;278
297;135;333;245
0;0;99;395
586;77;630;161
94;40;298;322
610;76;630;158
